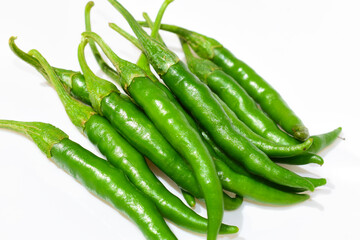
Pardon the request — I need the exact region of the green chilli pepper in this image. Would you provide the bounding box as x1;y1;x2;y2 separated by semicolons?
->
23;46;238;235
200;129;326;191
272;127;342;165
202;131;311;205
0;120;177;240
201;127;323;200
181;190;196;207
139;22;309;141
213;86;339;164
82;31;224;240
212;92;322;164
107;0;315;192
222;192;243;211
184;36;340;153
214;160;310;205
307;127;342;154
179;38;302;145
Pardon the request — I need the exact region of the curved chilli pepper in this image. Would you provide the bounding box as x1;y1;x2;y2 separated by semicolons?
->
178;37;311;156
215;159;310;205
223;192;243;211
180;39;301;146
0;120;176;240
107;0;314;191
211;89;334;165
109;23;312;157
307;127;342;154
201;129;312;204
201;128;326;192
181;190;196;207
28;48;237;234
176;36;341;154
82;31;224;240
139;22;309;141
273;153;325;166
272;127;342;165
212;93;314;158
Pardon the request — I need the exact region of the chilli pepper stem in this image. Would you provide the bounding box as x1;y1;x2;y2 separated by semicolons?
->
85;1;119;80
151;0;173;39
29;49;96;130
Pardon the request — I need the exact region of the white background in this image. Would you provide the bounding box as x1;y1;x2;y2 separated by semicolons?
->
1;0;359;239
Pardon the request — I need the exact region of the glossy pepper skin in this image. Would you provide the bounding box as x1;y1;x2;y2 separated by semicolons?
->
16;36;313;207
109;22;312;158
86;0;241;212
85;115;231;233
199;127;311;205
108;20;323;172
166;61;315;191
9;37;200;200
274;127;342;165
0;120;177;240
108;0;314;192
9;36;240;212
213;93;320;163
81;30;224;240
208;86;313;158
139;22;309;141
89;0;243;209
212;47;309;140
180;39;301;146
109;10;241;211
27;46;238;235
307;127;342;154
214;159;310;205
200;129;326;192
59;68;244;211
211;86;338;164
54;58;309;207
116;27;339;160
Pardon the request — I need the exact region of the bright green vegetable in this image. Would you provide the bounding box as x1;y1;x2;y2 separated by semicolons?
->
179;38;302;145
0;120;177;240
139;22;309;140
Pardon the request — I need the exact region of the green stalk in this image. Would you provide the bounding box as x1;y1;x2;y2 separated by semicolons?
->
85;1;119;80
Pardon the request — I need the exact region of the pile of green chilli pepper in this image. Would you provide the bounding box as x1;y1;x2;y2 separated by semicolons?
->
1;0;342;239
